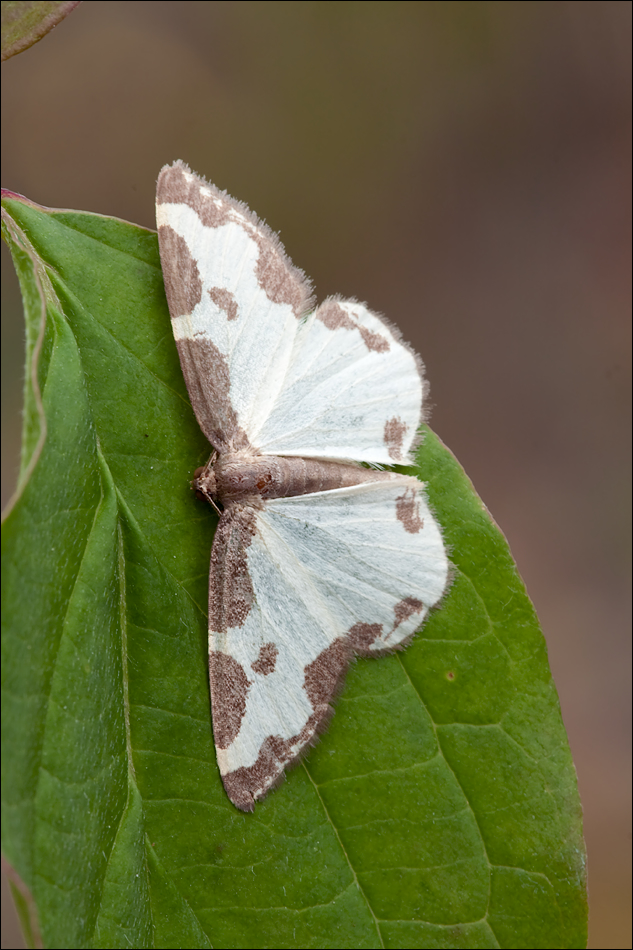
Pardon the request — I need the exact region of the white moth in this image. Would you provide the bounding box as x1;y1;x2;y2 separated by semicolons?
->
156;161;449;811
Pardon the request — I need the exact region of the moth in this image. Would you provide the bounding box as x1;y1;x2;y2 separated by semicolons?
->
156;161;449;811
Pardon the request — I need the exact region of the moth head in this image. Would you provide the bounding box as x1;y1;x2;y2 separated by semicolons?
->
192;464;217;505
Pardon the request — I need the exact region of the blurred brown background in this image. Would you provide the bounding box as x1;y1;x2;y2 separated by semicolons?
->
1;2;630;947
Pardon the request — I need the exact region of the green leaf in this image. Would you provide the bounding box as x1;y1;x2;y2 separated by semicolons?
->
1;1;81;62
1;191;587;949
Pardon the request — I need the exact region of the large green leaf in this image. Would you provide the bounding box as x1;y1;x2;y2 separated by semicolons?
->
1;191;587;949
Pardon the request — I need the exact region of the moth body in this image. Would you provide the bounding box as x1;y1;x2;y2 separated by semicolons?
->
195;453;395;507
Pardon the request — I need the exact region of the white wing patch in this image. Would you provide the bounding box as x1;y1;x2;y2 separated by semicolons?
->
156;161;450;811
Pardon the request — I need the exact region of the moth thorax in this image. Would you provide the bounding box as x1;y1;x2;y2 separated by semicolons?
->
213;455;302;504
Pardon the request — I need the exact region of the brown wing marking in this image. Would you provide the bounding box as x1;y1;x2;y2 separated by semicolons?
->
348;596;425;655
395;487;424;534
316;298;390;353
384;416;408;461
348;622;383;651
208;287;239;321
158;225;203;318
173;333;250;453
251;643;278;676
209;652;251;750
393;597;424;629
208;506;257;634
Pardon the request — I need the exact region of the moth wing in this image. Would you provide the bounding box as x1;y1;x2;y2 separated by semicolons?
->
252;297;425;465
209;476;448;811
157;163;424;464
156;161;312;451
